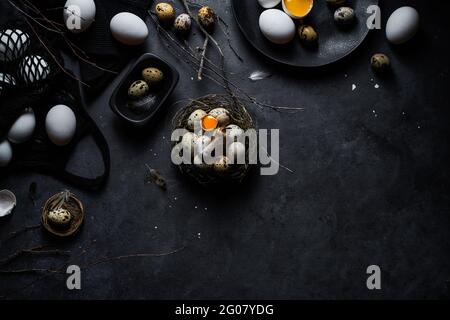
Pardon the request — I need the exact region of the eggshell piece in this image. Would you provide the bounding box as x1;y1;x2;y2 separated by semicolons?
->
63;0;96;33
259;9;296;44
110;12;149;45
8;109;36;144
0;140;13;167
45;105;77;146
386;7;419;45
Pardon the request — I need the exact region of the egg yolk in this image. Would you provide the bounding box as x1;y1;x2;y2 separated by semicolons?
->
202;115;218;131
284;0;313;17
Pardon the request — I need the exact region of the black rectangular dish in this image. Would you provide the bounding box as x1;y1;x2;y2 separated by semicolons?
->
109;53;179;126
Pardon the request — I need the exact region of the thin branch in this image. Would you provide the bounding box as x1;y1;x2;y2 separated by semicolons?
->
197;37;208;80
1;224;41;244
0;246;70;266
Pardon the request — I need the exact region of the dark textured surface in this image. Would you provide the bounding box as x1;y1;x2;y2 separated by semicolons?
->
1;0;450;299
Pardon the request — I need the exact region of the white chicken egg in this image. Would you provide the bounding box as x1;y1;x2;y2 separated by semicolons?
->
8;108;36;144
19;55;50;84
225;124;244;142
63;0;96;33
259;9;295;44
0;29;30;62
187;109;207;132
227;142;246;164
110;12;149;45
386;7;419;45
258;0;282;9
45;105;77;146
0;140;13;167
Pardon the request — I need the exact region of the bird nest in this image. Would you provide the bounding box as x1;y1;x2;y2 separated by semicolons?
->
172;94;256;185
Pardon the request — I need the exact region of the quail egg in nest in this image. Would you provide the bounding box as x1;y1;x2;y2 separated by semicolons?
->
371;53;391;73
156;2;176;23
128;80;149;99
48;208;72;228
198;6;216;30
298;25;318;45
174;13;192;35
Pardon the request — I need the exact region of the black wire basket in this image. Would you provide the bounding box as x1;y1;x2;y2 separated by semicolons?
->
0;20;63;98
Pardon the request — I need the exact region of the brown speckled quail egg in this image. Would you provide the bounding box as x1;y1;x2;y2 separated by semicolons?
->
128;80;149;99
214;156;230;172
174;13;192;34
371;53;391;72
198;6;216;29
48;208;72;227
156;2;175;23
208;108;230;127
142;67;164;85
334;7;355;26
187;109;207;131
298;25;318;44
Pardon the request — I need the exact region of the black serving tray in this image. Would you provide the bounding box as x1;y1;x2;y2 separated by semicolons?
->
232;0;378;68
110;53;179;125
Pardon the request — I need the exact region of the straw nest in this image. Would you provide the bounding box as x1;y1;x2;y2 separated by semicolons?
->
171;94;256;185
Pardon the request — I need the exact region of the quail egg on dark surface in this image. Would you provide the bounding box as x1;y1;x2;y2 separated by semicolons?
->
142;67;164;85
198;6;216;30
334;7;355;26
156;2;176;23
174;13;192;35
298;25;318;44
371;53;391;73
128;80;149;99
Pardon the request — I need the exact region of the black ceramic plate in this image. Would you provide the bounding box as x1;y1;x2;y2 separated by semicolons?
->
110;53;179;126
232;0;378;67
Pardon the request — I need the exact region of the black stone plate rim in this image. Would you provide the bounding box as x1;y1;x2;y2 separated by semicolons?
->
231;0;379;68
109;53;180;126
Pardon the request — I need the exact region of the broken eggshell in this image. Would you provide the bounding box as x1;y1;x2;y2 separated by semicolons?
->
0;189;16;218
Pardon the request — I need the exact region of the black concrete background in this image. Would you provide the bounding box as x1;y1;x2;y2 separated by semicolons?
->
1;0;449;299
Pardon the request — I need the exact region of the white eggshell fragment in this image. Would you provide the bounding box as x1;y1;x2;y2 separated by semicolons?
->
63;0;96;33
110;12;149;45
259;9;296;44
19;55;50;84
0;189;16;217
386;7;419;45
258;0;281;9
45;105;77;146
0;29;30;62
0;140;13;167
8;109;36;144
